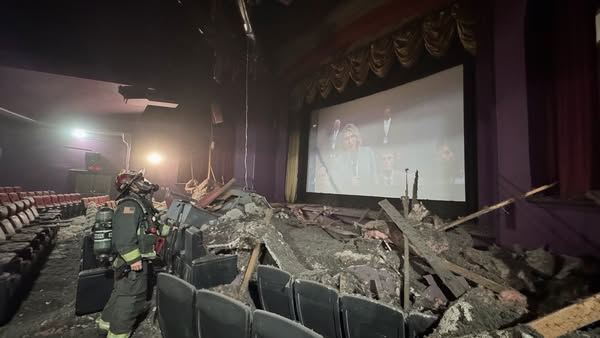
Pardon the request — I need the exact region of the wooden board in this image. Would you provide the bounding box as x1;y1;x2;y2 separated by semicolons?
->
528;293;600;338
379;199;468;298
440;258;509;293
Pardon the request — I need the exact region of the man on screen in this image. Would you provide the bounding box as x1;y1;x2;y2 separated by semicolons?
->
370;106;401;146
334;123;378;192
328;119;342;151
380;151;403;187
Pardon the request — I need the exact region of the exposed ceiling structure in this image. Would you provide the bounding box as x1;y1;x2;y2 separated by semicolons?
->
0;66;144;120
0;0;455;122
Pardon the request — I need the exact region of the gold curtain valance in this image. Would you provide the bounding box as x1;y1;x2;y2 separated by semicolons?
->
290;0;476;111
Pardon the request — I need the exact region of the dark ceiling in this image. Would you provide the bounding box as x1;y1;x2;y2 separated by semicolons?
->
0;0;214;94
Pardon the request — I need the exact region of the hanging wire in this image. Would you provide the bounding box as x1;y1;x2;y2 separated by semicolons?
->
243;37;250;190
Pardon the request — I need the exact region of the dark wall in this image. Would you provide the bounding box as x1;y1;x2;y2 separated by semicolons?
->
0;118;127;192
476;0;600;256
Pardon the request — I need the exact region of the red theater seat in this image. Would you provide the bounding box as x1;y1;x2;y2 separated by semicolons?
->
33;196;45;209
0;187;4;193
50;195;60;207
3;187;14;193
27;192;36;197
18;192;28;199
13;187;22;193
49;190;56;195
0;194;9;204
42;191;50;196
7;193;19;203
34;191;43;196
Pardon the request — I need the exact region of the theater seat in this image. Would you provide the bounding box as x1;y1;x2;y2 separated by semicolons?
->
339;295;405;338
3;188;13;194
293;279;343;338
195;289;251;338
0;207;8;221
253;310;323;338
7;193;19;204
12;187;22;193
0;220;16;237
257;265;296;320
157;273;197;338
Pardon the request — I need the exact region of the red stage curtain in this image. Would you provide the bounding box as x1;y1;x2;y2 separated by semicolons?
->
527;0;599;197
551;0;599;197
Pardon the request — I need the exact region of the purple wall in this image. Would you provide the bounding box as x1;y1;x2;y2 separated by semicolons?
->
0;120;127;192
477;0;600;257
232;79;288;202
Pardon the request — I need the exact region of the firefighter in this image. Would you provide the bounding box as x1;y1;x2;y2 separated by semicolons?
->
96;170;159;337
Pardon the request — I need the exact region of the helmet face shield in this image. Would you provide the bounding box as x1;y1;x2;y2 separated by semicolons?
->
115;169;158;195
134;178;159;195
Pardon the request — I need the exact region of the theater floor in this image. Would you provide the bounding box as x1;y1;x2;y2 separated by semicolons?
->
0;217;160;338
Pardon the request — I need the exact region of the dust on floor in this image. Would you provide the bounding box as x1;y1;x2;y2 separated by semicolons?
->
0;216;161;338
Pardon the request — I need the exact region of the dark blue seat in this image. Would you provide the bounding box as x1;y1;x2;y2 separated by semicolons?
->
257;265;296;320
253;309;323;338
339;295;405;338
196;289;251;338
157;273;197;338
293;279;342;338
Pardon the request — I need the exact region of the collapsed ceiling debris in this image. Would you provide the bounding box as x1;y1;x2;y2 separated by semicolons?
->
155;176;600;337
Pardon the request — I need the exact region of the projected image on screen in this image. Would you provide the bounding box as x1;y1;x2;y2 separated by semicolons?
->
306;65;465;201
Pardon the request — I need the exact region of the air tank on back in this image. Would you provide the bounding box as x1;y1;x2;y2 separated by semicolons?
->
92;207;114;262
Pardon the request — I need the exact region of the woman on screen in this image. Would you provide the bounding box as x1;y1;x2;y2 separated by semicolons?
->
334;123;378;193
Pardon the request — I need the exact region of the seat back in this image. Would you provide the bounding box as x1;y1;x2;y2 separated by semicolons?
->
195;289;251;338
253;310;323;338
293;279;343;338
7;193;19;203
157;273;197;338
257;265;296;320
0;194;9;204
8;215;23;231
13;186;22;193
0;206;8;220
339;295;405;338
3;187;14;193
0;219;16;236
33;196;45;209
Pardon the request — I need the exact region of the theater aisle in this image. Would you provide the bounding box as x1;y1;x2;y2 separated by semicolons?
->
0;217;160;338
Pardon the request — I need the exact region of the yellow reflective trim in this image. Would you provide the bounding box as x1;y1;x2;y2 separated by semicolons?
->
107;331;130;338
121;248;141;263
161;224;170;236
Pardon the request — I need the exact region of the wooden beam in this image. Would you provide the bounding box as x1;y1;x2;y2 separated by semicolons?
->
527;293;600;338
439;183;557;232
379;199;468;298
440;258;510;293
239;243;263;299
197;178;236;208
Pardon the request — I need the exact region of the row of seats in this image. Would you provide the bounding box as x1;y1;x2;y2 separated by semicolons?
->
82;196;114;209
157;264;430;338
256;265;409;338
0;191;62;324
158;273;323;338
0;187;56;195
2;192;83;219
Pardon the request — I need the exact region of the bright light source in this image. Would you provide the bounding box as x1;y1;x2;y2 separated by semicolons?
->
147;152;164;165
71;128;88;138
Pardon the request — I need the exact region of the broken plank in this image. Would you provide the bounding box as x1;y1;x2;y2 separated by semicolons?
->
527;293;600;338
439;182;557;231
379;199;469;298
239;243;262;298
440;258;510;293
197;178;236;207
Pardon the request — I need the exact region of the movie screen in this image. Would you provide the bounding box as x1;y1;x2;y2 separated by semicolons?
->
306;65;465;201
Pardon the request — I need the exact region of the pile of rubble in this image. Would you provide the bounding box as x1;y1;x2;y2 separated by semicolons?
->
178;178;600;337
